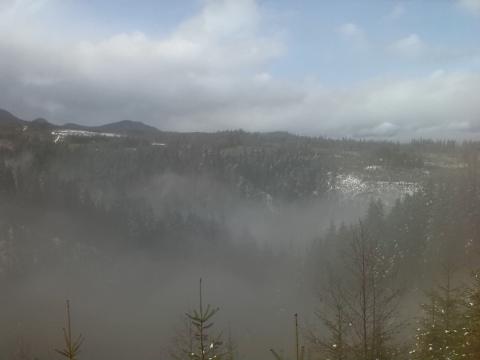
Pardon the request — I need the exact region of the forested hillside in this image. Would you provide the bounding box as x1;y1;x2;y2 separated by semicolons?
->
1;111;479;360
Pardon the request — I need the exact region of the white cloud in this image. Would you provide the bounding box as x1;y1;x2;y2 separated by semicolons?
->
178;0;261;39
74;0;283;77
0;0;12;11
386;3;405;20
337;23;362;38
336;22;368;50
0;0;291;128
457;0;480;15
359;122;400;137
274;70;480;140
1;0;480;140
386;34;475;64
387;34;426;59
0;0;50;20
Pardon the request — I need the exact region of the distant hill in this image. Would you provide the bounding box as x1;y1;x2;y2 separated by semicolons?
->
94;120;160;135
31;118;57;130
0;108;161;136
61;123;90;131
0;109;27;128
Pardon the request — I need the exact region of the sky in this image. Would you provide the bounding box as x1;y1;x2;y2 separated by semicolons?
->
0;0;480;139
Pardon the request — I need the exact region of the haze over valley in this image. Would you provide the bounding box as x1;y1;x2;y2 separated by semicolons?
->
1;1;480;360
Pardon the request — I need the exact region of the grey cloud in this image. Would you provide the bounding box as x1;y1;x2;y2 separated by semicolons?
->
1;0;480;139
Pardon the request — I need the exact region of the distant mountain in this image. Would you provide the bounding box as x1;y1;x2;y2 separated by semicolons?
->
61;123;90;131
0;108;161;136
94;120;160;135
59;120;161;136
0;109;27;127
31;117;57;130
0;109;58;133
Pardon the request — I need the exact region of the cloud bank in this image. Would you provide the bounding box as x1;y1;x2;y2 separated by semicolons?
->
458;0;480;15
0;0;480;140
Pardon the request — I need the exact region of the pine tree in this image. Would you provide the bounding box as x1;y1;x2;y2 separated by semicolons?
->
186;279;224;360
310;222;402;360
168;316;195;360
411;266;467;360
308;278;350;360
464;270;480;359
12;336;34;360
55;300;84;360
349;223;400;360
224;327;237;360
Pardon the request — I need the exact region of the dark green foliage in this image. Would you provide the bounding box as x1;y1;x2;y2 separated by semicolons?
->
372;145;424;169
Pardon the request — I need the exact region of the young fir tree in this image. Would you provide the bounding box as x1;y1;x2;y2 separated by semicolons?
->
411;266;466;360
311;222;402;360
186;279;224;360
55;300;84;360
168;316;195;360
348;223;401;360
224;327;237;360
307;275;350;360
464;270;480;359
12;336;34;360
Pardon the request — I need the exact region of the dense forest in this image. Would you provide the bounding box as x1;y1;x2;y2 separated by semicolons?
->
1;110;480;360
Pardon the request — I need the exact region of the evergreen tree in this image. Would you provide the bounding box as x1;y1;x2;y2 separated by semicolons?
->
186;279;224;360
55;300;84;360
310;223;402;360
224;328;237;360
464;270;480;359
308;277;350;360
168;317;195;360
411;266;466;360
349;223;400;360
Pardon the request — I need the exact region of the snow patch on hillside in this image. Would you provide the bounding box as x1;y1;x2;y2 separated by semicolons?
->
333;173;420;205
52;129;123;142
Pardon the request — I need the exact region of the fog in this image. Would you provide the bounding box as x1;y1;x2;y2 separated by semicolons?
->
0;174;371;360
2;255;301;360
1;126;480;360
1;0;479;358
0;143;376;358
141;172;370;248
